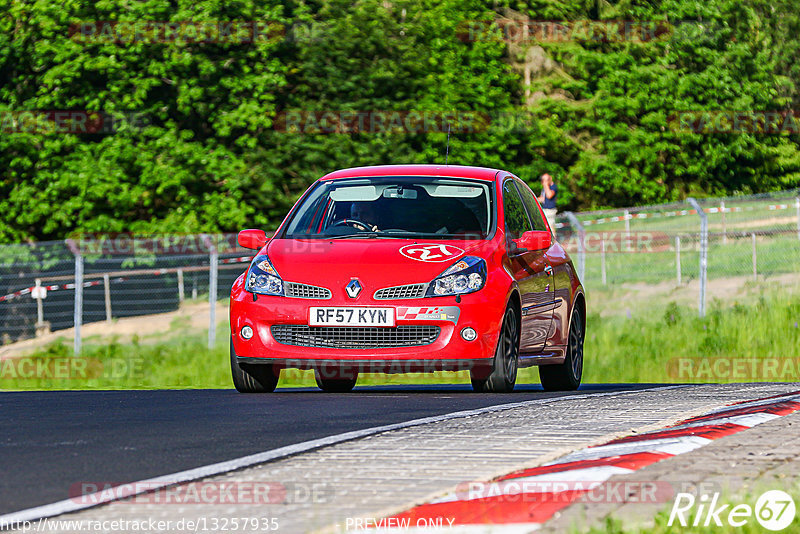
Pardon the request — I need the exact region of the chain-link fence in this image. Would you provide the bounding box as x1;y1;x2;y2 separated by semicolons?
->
1;191;798;351
0;234;253;350
555;189;800;315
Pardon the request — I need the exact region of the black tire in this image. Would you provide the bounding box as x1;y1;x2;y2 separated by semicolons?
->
230;340;279;393
471;306;519;393
539;306;584;391
315;370;358;393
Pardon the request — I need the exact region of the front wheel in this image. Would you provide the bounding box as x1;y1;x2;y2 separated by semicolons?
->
471;306;519;393
539;306;584;391
230;341;280;393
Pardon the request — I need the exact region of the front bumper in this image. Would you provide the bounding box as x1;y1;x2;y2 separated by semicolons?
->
230;282;504;371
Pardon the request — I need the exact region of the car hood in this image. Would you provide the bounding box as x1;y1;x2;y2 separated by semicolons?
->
264;238;496;292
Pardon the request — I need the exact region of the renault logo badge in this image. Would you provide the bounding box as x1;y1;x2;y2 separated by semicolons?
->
345;279;362;298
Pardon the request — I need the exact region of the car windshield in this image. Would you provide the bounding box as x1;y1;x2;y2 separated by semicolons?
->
283;177;493;239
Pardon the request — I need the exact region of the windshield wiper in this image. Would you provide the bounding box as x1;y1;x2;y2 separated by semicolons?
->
324;232;382;240
324;232;412;240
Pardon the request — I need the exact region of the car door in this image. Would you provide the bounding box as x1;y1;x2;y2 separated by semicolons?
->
515;178;565;348
502;179;554;354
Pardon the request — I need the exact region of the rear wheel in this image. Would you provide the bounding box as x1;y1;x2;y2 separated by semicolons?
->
315;369;358;393
471;306;519;393
539;306;584;391
230;340;279;393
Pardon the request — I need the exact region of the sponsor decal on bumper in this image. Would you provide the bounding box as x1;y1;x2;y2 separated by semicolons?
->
397;306;460;323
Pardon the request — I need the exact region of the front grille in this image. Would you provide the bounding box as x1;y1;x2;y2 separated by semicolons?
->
284;282;332;299
270;325;440;349
374;284;427;300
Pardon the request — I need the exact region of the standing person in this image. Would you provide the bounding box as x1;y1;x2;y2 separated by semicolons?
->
538;173;557;231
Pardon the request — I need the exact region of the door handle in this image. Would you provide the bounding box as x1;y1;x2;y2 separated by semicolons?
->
544;265;553;276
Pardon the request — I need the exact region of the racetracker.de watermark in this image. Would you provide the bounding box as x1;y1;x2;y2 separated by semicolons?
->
68;233;244;256
457;19;710;44
69;21;285;44
67;233;354;257
280;360;481;378
454;479;675;503
273;110;538;135
69;481;331;505
670;111;800;135
560;231;675;253
0;356;144;380
0;111;149;134
3;516;279;533
668;357;800;381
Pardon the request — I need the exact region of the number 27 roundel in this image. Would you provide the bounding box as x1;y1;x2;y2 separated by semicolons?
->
399;244;465;262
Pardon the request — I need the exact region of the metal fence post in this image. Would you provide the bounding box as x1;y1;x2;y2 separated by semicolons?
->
687;198;707;317
796;196;800;241
103;273;112;323
204;235;219;350
177;268;185;304
721;200;727;244
675;236;681;285
35;279;44;326
564;212;585;282
751;232;757;280
74;252;84;353
623;209;631;251
600;236;607;285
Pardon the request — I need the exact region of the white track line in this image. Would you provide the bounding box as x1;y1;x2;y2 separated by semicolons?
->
0;385;686;525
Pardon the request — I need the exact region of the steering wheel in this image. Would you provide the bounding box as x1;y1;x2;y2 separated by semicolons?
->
331;219;376;232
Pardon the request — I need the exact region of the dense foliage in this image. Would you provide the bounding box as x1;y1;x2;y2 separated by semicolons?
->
1;0;799;241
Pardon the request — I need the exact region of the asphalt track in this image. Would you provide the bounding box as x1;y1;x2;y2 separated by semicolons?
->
0;384;666;516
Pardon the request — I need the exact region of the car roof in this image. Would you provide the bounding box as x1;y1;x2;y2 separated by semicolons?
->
320;164;507;182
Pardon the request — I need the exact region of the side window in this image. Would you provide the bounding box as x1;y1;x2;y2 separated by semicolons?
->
515;179;548;232
502;180;532;240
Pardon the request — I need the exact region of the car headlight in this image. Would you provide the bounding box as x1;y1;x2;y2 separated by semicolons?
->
245;255;284;296
425;256;487;297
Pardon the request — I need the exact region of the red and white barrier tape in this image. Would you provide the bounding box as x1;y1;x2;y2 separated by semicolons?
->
0;256;252;303
220;256;254;265
0;279;122;303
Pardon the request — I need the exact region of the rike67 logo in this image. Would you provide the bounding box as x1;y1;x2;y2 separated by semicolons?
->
669;490;796;531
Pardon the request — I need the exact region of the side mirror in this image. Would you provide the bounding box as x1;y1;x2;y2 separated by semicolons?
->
238;229;268;250
513;230;552;253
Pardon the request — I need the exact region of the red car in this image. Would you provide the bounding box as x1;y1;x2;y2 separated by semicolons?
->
230;165;585;393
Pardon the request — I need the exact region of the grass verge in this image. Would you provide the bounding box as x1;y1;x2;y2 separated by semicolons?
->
1;290;798;390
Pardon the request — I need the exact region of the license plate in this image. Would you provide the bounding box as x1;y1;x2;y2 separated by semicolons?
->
309;307;395;327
